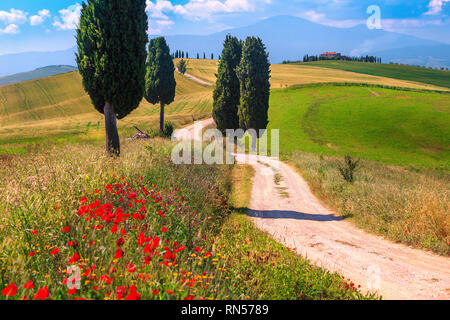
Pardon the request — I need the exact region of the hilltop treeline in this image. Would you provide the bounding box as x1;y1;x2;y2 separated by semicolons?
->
282;54;381;64
172;50;218;60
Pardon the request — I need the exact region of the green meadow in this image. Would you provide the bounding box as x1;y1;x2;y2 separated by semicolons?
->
300;61;450;89
267;85;450;170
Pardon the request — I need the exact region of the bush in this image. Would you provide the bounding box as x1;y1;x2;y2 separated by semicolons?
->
177;59;187;74
163;121;174;138
338;155;360;183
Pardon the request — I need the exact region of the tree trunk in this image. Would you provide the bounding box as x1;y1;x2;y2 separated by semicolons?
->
160;102;165;133
104;102;120;156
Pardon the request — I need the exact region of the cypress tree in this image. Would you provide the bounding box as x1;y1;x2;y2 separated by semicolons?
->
76;0;148;156
145;37;177;133
212;35;242;134
236;37;271;135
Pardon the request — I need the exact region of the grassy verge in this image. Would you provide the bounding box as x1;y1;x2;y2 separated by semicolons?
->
215;165;377;300
288;151;449;256
0;139;236;300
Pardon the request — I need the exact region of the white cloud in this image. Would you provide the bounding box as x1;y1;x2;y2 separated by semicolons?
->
53;4;81;30
146;0;272;21
0;9;27;24
30;9;51;26
148;19;175;35
425;0;450;15
0;24;20;34
298;10;363;28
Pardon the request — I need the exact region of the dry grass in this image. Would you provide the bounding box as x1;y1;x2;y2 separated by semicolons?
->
288;151;450;255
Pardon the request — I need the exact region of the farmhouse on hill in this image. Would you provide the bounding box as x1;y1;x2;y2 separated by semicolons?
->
320;52;342;59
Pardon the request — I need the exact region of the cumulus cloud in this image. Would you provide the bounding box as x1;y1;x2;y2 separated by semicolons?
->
53;4;81;30
146;0;272;21
0;9;27;24
425;0;450;15
30;9;51;26
0;24;20;34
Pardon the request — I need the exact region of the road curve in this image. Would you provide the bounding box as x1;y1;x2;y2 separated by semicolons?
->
174;119;450;300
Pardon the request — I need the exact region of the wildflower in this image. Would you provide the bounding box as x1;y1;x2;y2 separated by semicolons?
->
152;289;159;295
80;196;87;204
2;283;17;296
166;289;173;295
161;226;167;232
115;249;124;259
50;248;59;255
33;286;49;300
23;281;34;290
116;238;125;247
69;252;80;263
128;192;137;200
29;251;36;257
63;226;70;233
31;230;38;235
68;287;77;295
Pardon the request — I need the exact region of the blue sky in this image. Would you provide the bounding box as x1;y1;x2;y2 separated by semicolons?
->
0;0;449;55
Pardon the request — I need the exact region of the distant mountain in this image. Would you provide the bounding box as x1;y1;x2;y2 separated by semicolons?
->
0;65;78;86
0;48;76;77
0;15;448;78
373;44;450;69
164;15;449;67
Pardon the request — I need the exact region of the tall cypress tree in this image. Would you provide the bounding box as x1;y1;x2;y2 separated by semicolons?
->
145;37;177;132
212;35;242;134
76;0;148;156
236;37;271;134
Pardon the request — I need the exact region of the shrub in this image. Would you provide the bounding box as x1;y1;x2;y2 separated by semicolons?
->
338;155;360;183
163;121;174;138
177;59;187;74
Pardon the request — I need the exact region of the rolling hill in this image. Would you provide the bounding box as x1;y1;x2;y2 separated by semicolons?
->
2;15;449;78
267;85;449;169
300;61;450;88
0;65;78;86
1;59;449;147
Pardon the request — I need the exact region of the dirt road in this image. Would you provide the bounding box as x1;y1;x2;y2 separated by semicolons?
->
174;119;450;300
175;68;212;87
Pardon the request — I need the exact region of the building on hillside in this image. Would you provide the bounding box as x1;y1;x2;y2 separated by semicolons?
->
320;52;341;59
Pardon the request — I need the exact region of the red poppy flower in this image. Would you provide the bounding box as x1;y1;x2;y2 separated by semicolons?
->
29;251;36;257
63;226;70;233
152;289;159;295
166;289;173;295
33;286;49;300
116;238;125;247
23;280;35;290
128;192;137;200
68;287;77;295
31;230;38;235
80;196;87;204
114;248;124;259
50;248;59;255
2;283;17;296
69;252;80;263
161;226;167;232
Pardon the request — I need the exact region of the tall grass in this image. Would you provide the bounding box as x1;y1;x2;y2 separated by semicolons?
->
289;151;449;255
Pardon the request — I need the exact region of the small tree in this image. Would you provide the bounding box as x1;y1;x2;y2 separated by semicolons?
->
76;0;148;156
177;59;187;74
213;35;242;134
145;37;177;133
236;37;271;138
338;155;360;183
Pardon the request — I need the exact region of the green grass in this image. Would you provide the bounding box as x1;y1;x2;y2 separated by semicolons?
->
300;61;450;89
267;85;450;170
0;139;374;300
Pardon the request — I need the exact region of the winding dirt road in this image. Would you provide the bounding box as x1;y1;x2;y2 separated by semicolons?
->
174;119;450;300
